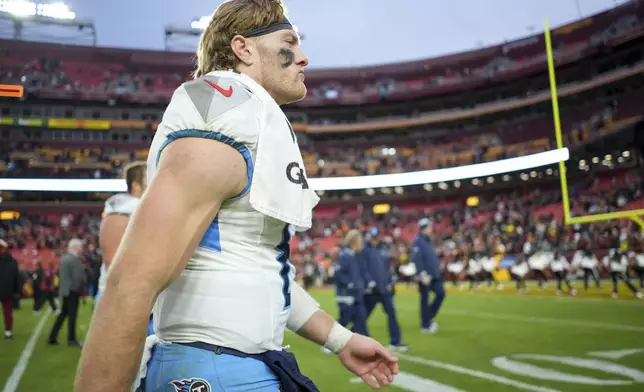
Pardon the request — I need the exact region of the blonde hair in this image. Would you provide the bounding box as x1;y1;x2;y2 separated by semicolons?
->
345;229;363;250
194;0;287;78
123;161;147;193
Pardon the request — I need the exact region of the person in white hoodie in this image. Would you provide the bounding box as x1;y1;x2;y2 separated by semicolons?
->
481;249;502;291
465;252;482;291
574;249;601;291
603;250;643;299
510;254;529;292
549;250;577;295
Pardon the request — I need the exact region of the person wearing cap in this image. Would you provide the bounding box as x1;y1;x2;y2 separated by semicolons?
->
48;238;86;347
361;227;408;351
411;218;445;334
332;229;368;336
0;239;20;339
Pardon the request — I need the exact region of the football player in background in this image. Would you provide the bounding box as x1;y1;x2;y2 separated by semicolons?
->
76;1;398;391
95;161;146;306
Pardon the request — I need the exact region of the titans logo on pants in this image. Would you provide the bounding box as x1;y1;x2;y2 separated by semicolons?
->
169;378;211;392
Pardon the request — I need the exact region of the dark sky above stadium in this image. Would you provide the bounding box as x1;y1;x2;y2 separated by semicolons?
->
64;0;624;68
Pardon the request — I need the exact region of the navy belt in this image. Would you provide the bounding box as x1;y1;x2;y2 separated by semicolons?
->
178;341;261;359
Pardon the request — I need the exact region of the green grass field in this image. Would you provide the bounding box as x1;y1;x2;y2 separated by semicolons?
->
2;282;644;392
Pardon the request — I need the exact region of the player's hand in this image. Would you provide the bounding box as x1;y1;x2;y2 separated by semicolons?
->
338;334;399;389
421;275;431;286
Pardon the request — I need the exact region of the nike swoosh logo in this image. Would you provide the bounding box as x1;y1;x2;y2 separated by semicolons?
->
204;79;233;97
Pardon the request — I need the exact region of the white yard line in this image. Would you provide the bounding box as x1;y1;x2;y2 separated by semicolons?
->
443;309;644;332
2;308;51;392
397;353;561;392
587;348;644;360
350;372;468;392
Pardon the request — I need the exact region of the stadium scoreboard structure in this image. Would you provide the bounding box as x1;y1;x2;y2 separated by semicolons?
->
544;18;644;230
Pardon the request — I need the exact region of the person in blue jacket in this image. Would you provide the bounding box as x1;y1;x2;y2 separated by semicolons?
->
361;227;408;352
411;218;445;334
332;229;368;336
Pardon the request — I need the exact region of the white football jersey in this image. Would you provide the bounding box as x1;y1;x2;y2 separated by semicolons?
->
97;193;140;293
146;71;303;354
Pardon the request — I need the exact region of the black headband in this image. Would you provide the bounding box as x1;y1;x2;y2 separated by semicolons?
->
243;19;293;38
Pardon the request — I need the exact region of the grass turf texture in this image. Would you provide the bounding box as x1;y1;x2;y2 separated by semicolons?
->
1;282;643;391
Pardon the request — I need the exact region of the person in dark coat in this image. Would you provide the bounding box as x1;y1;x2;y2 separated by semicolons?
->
361;228;408;352
0;239;20;339
31;261;44;312
333;229;368;336
411;218;445;334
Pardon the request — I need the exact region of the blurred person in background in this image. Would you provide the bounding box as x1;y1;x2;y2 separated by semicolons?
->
362;227;408;351
510;254;529;293
0;239;20;339
96;162;147;307
48;238;86;347
332;229;368;338
604;250;642;299
34;262;58;312
550;250;577;296
31;261;44;313
411;218;445;334
466;251;482;291
481;249;502;291
302;254;316;291
577;248;601;291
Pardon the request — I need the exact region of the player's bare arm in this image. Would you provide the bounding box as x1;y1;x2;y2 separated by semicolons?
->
98;214;129;269
288;283;399;389
75;138;246;392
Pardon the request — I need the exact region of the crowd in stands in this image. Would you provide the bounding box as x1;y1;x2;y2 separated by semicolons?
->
292;170;644;284
2;167;642;300
0;97;628;180
0;6;641;104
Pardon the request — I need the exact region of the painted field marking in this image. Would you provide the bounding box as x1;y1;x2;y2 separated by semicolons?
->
397;353;561;392
443;309;644;332
2;308;51;392
587;348;644;360
350;371;467;392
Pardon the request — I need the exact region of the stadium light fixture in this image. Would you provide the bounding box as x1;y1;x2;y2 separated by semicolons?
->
0;0;75;19
0;148;569;192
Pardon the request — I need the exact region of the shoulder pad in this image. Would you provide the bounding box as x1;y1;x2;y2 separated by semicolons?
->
183;74;254;124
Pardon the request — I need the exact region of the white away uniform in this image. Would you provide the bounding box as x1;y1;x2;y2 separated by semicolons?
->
145;70;319;355
97;193;140;295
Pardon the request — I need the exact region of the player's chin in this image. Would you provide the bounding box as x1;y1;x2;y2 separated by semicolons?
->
283;84;307;104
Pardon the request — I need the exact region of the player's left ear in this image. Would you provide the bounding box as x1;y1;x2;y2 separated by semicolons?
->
230;35;254;66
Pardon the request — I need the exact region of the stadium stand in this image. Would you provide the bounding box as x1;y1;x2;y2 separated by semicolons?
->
2;0;644;291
